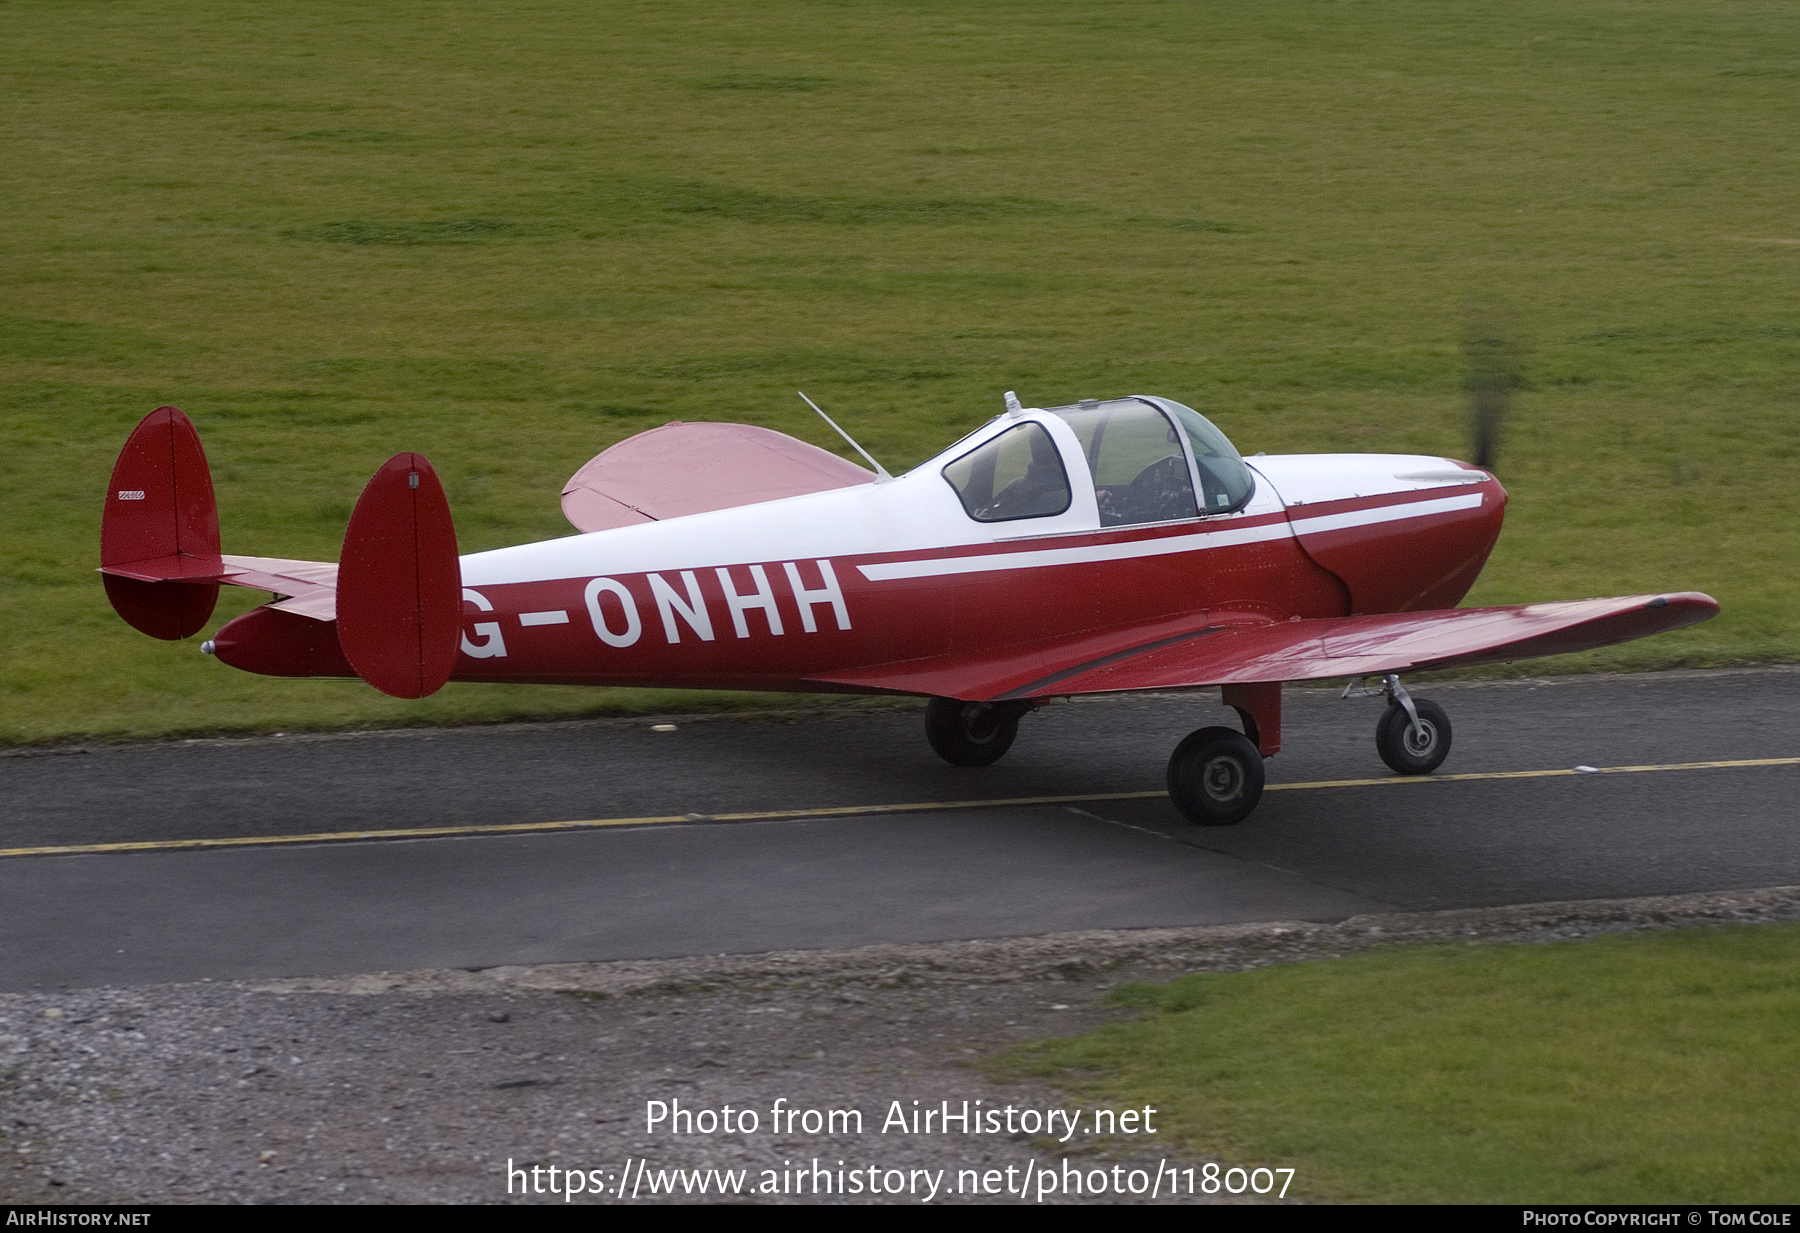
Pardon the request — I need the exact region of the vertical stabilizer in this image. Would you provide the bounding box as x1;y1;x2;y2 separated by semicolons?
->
100;406;222;639
335;453;461;699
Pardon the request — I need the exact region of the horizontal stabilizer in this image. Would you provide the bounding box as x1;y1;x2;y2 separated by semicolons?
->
810;594;1719;701
102;554;339;622
336;453;461;699
218;556;340;621
562;422;874;533
100;407;222;639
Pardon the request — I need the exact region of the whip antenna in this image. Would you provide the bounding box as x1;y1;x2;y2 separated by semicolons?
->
798;391;893;482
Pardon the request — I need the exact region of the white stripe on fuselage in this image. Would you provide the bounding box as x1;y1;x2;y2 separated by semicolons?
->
857;520;1291;581
1288;492;1484;536
856;493;1483;582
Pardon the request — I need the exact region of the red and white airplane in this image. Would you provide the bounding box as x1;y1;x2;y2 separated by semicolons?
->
100;394;1716;824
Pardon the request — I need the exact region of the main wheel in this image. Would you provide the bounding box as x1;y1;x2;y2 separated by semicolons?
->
924;697;1023;767
1166;726;1265;826
1375;699;1452;775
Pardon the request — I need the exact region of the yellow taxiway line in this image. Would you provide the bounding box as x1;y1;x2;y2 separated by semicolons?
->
4;756;1797;861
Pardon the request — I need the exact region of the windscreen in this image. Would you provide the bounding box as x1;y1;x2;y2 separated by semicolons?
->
1151;399;1256;514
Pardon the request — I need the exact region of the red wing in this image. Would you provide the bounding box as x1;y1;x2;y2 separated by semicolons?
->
561;422;874;533
809;594;1718;701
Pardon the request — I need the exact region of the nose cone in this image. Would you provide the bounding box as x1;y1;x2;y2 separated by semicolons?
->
1393;473;1507;611
1252;454;1507;615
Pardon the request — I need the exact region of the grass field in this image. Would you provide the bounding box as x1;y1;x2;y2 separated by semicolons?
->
4;0;1797;742
1000;924;1800;1203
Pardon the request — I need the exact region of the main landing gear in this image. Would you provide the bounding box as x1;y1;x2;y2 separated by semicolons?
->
924;697;1035;767
926;674;1454;827
1166;727;1265;826
1165;681;1281;826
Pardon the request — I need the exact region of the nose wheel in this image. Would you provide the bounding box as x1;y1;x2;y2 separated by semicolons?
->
1166;726;1265;826
1372;675;1452;775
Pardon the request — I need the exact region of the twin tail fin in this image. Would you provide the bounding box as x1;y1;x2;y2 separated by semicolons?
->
99;407;461;699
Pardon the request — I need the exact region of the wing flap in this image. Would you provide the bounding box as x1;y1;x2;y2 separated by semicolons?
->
804;611;1272;700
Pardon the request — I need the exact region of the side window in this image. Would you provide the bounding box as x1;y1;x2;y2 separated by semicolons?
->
1057;402;1198;527
942;423;1072;522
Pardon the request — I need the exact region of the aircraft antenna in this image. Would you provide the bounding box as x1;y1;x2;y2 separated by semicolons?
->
797;392;893;482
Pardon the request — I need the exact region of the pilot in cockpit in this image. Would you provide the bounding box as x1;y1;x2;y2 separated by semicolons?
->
978;425;1072;520
1071;406;1199;527
1094;425;1196;526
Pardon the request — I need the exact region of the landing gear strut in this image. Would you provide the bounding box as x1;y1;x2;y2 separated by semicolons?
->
924;697;1032;767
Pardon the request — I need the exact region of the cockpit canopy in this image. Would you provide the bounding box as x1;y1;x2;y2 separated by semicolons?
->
942;396;1255;526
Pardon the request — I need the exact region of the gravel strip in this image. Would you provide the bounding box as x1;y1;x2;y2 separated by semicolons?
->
4;885;1797;1205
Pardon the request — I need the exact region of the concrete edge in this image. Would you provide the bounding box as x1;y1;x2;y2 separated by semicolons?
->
235;884;1800;999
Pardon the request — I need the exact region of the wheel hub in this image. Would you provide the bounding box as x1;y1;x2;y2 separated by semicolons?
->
1202;755;1245;801
1403;720;1437;757
960;704;1003;744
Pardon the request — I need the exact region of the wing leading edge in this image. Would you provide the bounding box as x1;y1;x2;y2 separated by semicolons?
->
808;593;1719;701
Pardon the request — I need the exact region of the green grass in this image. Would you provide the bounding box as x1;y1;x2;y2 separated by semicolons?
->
3;0;1797;742
1001;924;1800;1203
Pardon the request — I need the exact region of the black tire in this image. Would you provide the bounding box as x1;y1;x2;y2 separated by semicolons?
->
1375;699;1452;775
924;697;1024;767
1166;726;1265;826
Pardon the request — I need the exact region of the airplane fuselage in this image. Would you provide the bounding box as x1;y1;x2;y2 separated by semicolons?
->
214;430;1506;699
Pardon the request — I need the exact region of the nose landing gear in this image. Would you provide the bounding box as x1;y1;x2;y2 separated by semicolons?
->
1371;673;1453;775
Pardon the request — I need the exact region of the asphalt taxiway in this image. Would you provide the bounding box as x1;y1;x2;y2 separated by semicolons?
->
2;668;1795;990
